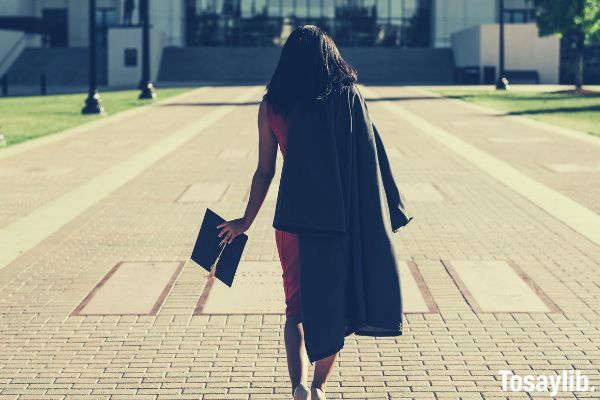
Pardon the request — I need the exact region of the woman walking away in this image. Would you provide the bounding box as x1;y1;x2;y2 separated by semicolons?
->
217;25;412;400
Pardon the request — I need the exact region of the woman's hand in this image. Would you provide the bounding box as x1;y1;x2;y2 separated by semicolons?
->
217;218;250;246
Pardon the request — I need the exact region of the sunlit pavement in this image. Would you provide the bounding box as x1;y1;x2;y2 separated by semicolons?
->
1;85;599;399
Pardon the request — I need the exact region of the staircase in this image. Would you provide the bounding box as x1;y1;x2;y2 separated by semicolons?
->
158;46;455;84
5;47;107;86
158;46;281;83
343;48;455;84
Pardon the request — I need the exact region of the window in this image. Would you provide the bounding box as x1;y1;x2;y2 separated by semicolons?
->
42;8;68;48
124;48;138;67
96;7;118;27
95;7;118;48
503;9;534;23
185;0;432;47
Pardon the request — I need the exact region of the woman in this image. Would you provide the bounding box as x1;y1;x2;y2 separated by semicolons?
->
217;25;412;400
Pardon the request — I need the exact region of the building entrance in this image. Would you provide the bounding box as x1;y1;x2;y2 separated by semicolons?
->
42;8;68;48
96;7;119;48
185;0;432;47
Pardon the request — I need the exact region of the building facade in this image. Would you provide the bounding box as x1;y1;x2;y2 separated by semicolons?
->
2;0;560;85
1;0;533;49
0;0;186;48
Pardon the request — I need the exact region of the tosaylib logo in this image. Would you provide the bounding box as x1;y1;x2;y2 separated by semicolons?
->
499;370;595;396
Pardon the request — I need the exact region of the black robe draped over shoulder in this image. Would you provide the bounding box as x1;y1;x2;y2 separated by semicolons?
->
272;83;413;363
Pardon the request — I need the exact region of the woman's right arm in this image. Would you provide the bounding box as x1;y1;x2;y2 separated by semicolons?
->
217;100;277;244
243;100;278;226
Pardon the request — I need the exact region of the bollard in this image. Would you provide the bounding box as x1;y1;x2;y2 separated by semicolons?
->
40;74;47;96
1;74;7;96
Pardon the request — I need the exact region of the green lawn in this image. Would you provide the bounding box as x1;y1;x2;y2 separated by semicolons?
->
434;89;600;137
0;87;194;146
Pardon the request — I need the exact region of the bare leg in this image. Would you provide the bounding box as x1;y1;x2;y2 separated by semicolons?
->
284;315;308;395
311;352;337;393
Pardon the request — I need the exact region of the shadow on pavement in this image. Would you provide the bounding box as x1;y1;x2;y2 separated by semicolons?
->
365;96;441;102
161;97;442;106
503;105;600;115
160;101;261;107
445;92;600;102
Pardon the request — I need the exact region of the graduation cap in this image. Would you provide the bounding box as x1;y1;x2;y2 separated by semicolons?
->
191;208;248;287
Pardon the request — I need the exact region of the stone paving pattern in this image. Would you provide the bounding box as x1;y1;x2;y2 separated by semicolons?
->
384;87;600;215
0;85;599;399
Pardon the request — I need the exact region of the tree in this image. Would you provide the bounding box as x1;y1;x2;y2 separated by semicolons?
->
528;0;600;91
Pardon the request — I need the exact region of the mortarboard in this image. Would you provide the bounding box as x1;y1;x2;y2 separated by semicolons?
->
190;208;247;287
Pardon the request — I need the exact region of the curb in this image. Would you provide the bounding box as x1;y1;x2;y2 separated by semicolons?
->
0;86;209;161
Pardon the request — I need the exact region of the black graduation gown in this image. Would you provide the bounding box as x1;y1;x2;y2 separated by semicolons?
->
272;84;413;363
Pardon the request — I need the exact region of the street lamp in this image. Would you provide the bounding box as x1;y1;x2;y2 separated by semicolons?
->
82;0;104;114
496;0;508;90
139;0;156;99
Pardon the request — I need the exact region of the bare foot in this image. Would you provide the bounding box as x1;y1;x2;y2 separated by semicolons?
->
293;383;310;400
311;387;326;400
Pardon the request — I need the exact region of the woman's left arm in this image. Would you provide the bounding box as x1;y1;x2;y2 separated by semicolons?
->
217;100;277;245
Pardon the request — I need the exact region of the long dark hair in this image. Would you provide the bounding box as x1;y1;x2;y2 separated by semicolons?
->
264;25;358;117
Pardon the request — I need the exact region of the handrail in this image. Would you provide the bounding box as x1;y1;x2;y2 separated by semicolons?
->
0;33;27;76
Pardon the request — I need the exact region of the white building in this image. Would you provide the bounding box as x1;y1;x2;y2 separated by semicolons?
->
0;0;560;85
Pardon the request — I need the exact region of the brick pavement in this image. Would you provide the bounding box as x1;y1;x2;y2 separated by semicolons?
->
371;86;600;216
0;85;599;399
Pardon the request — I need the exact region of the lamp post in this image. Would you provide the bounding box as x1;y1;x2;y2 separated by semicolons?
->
82;0;104;114
496;0;508;90
139;0;156;99
401;0;406;47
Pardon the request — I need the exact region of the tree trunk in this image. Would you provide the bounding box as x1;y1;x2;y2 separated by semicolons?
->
575;35;585;92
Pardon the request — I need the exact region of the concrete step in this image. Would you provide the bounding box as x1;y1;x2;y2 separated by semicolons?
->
158;46;455;84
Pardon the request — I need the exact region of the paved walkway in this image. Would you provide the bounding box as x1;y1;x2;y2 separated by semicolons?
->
1;85;599;399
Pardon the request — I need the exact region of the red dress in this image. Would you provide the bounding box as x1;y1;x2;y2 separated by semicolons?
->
266;101;301;318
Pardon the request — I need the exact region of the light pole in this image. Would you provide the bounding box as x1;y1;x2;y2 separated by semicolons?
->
82;0;104;114
496;0;508;90
139;0;156;99
401;0;406;47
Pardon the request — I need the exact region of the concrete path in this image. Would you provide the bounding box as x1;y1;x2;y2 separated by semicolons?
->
0;85;599;399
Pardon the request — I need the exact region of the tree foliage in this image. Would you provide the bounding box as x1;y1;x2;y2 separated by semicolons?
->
528;0;600;88
528;0;600;43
